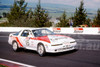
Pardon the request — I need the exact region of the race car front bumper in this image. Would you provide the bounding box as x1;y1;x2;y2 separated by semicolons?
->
46;43;77;53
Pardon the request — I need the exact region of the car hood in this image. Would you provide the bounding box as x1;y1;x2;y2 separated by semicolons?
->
48;35;75;44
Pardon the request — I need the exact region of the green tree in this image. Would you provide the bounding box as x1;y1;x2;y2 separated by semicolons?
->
7;0;32;27
73;0;87;27
56;11;68;27
93;9;100;26
85;18;91;27
33;0;50;27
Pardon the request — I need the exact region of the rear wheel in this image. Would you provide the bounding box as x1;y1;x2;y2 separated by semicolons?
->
37;44;46;57
12;42;19;51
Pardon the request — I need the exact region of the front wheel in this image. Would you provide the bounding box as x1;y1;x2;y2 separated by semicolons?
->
12;42;19;51
37;44;46;57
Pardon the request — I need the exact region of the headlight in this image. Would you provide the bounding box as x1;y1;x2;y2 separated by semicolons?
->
70;41;76;43
52;44;62;46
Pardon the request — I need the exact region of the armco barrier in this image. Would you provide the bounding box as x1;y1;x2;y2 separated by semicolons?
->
0;27;100;35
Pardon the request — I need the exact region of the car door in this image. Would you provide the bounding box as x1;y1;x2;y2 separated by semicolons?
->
19;30;30;47
27;30;40;50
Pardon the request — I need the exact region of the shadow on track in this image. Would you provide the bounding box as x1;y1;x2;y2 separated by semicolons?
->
46;49;78;57
15;48;78;57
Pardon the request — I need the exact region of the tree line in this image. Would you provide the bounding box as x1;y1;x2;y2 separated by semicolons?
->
7;0;52;27
0;0;100;27
56;0;100;27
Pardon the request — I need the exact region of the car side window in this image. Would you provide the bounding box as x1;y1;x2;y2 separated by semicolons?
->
33;30;38;37
21;30;30;37
33;30;42;37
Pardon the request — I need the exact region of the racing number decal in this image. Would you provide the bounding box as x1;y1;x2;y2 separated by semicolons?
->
26;38;30;46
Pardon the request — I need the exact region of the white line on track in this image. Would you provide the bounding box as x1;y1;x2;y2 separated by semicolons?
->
0;58;36;67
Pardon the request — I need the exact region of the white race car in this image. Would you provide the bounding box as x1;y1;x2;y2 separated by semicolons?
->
8;28;77;56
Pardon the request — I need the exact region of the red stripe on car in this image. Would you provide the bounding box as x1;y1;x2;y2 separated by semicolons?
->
30;36;51;43
15;37;23;47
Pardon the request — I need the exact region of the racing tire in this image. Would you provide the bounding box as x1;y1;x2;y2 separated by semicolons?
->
37;44;46;57
12;42;19;52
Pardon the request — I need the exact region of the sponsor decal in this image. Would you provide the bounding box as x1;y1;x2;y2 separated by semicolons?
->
74;28;83;33
98;28;100;33
26;39;30;46
53;28;61;33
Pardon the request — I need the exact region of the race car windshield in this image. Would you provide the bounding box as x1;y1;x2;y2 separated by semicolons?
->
32;29;55;37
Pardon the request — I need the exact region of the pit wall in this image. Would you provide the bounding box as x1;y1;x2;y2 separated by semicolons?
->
0;27;100;35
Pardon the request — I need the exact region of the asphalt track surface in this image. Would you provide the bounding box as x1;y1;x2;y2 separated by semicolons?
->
0;32;100;67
